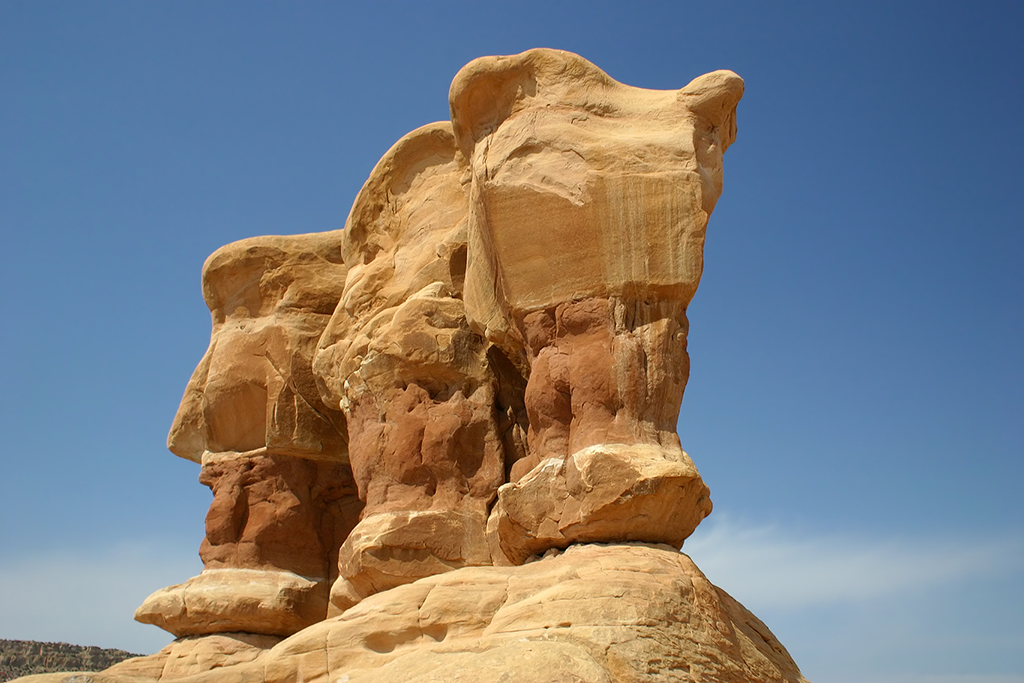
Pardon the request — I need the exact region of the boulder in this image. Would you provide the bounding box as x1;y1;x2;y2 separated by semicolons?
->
490;444;712;564
134;569;326;638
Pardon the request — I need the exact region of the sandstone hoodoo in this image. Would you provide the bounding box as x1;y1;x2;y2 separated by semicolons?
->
135;231;363;640
15;49;809;683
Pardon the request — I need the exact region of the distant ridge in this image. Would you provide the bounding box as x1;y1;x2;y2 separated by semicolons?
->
0;640;142;682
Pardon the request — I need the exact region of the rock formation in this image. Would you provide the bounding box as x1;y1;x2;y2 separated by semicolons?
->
313;122;507;610
450;50;740;567
13;49;811;683
135;232;363;639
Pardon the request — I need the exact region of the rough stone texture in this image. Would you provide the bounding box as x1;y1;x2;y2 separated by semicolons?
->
168;232;352;464
514;298;693;476
450;51;742;346
9;48;814;683
122;634;279;681
328;509;491;614
135;569;327;638
492;444;712;564
309;49;742;596
138;231;363;638
193;452;360;581
313;123;510;604
135;452;361;637
446;50;740;556
26;545;806;683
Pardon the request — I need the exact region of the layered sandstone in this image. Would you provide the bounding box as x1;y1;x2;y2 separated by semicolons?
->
137;231;363;637
167;231;351;463
22;546;807;683
310;52;742;604
12;49;814;683
448;51;741;561
312;122;508;606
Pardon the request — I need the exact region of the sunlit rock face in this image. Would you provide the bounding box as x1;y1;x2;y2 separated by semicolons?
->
39;49;818;683
81;546;810;683
312;123;509;610
450;49;740;563
135;232;363;638
451;50;741;337
167;232;352;463
310;48;743;602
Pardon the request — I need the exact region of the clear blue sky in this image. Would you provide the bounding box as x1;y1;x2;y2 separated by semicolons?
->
1;3;1021;681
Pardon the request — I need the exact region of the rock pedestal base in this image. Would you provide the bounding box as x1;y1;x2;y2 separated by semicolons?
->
27;544;808;683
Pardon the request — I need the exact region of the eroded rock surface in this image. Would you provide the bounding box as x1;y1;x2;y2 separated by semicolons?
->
34;546;807;683
492;443;712;564
312;123;509;606
15;48;817;683
137;232;363;637
167;231;352;463
447;51;741;556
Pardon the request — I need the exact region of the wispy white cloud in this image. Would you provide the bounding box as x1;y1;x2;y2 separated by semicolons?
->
683;516;1024;682
0;541;202;654
683;515;1024;608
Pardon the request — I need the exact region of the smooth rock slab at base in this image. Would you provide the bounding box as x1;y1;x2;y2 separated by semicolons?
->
46;544;809;683
134;569;328;637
